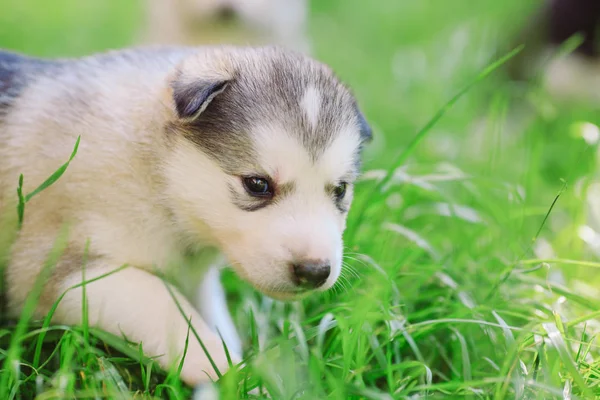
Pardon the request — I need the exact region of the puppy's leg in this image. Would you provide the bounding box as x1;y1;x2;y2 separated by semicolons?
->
195;265;242;356
54;263;240;385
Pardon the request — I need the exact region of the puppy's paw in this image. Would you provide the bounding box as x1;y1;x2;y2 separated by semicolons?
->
179;344;242;385
193;382;220;400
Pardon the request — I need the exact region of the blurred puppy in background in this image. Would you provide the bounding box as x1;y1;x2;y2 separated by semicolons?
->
141;0;311;53
507;0;600;104
505;0;600;264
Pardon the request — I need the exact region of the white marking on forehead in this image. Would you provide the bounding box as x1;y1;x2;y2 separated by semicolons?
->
300;85;321;130
253;124;312;182
252;122;361;183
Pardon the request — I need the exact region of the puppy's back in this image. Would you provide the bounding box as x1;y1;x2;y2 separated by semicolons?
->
0;50;59;121
0;47;193;121
0;47;191;215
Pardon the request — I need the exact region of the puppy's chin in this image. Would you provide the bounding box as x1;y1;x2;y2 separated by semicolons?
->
261;289;312;302
226;264;307;301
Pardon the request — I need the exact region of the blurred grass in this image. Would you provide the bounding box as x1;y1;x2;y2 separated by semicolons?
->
2;0;600;398
0;0;142;57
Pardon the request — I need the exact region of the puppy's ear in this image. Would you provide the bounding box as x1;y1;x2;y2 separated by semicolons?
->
356;108;373;143
171;79;229;121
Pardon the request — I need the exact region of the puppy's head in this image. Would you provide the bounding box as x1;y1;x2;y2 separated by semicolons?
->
162;47;371;300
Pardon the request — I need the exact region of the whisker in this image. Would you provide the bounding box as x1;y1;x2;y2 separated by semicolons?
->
342;263;361;279
342;255;371;272
341;261;361;280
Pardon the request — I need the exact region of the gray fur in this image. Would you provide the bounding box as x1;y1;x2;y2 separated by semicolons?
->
1;46;369;218
1;47;370;177
170;47;370;175
0;50;59;120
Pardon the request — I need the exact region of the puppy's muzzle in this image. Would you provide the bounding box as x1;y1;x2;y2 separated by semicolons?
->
291;260;330;289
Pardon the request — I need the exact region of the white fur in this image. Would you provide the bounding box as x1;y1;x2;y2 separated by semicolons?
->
300;86;321;130
195;265;242;355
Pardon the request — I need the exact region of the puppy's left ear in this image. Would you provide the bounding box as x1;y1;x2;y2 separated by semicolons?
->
356;108;373;143
171;79;230;121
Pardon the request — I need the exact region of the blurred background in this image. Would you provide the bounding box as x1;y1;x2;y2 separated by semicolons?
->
2;0;600;398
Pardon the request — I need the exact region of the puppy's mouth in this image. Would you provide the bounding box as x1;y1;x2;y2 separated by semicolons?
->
225;256;336;301
229;265;314;301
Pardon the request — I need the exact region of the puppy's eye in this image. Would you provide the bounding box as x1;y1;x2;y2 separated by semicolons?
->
242;176;273;198
333;182;347;199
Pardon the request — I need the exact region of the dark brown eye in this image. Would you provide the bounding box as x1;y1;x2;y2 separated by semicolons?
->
243;176;272;197
333;182;347;199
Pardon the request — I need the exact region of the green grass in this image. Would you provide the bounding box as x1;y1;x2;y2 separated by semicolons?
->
3;0;600;398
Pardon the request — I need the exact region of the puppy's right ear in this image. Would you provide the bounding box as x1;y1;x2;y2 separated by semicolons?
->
171;78;230;122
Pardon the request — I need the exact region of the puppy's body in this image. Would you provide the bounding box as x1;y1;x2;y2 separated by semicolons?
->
1;47;195;310
0;46;370;384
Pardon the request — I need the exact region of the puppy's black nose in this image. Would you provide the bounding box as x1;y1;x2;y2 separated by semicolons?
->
292;261;330;289
216;5;236;21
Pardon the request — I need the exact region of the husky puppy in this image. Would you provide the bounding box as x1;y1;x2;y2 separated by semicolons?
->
0;46;371;384
141;0;310;53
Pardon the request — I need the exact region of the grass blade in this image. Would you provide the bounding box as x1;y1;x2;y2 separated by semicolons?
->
24;136;80;203
349;46;524;242
542;323;593;398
